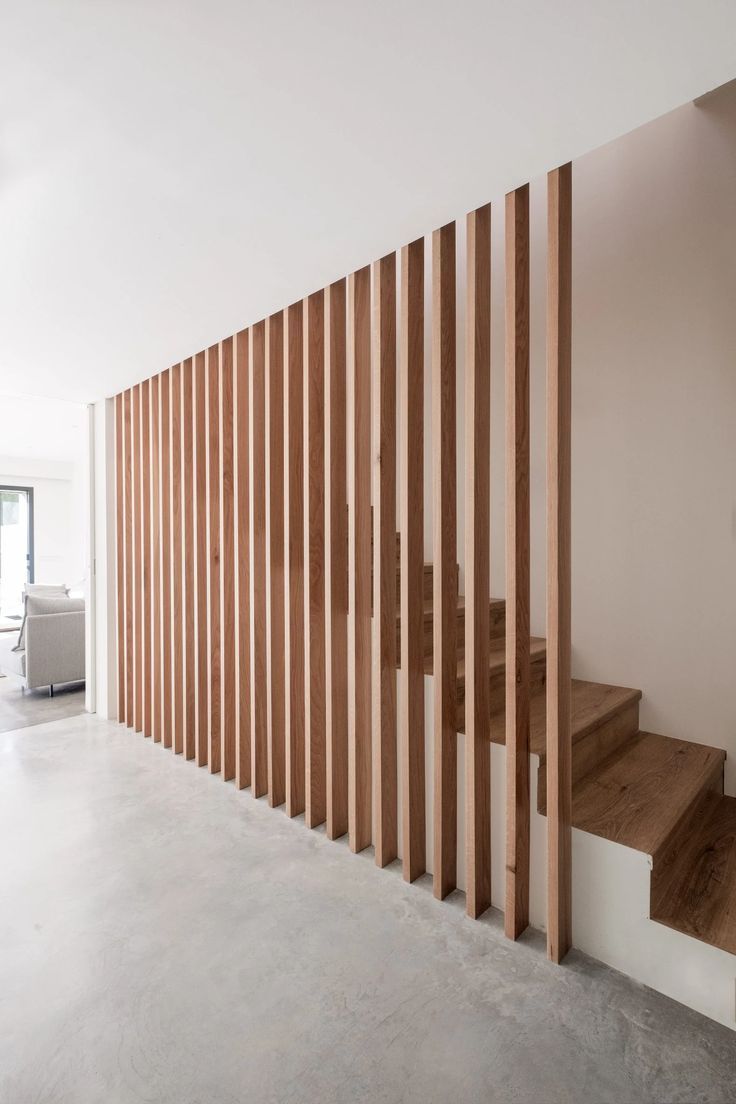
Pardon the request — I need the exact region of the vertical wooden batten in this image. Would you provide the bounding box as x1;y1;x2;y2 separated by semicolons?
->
124;388;133;726
266;313;286;806
546;162;573;964
151;375;162;742
465;204;492;919
373;253;398;869
325;278;348;841
235;331;252;790
284;304;305;817
304;291;327;829
115;393;125;722
171;362;184;754
141;379;152;738
194;352;209;766
347;267;372;854
221;337;237;781
132;383;142;732
160;369;173;748
251;321;268;797
432;222;458;900
504;185;531;940
207;344;222;773
182;359;196;760
399;238;425;882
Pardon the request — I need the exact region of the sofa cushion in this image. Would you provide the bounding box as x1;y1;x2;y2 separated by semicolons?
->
24;583;69;598
15;595;84;651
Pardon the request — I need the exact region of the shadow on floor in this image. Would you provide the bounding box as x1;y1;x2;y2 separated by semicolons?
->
0;677;86;734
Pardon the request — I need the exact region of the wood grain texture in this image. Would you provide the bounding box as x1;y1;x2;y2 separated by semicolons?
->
115;393;125;722
160;369;173;748
284;303;305;816
399;238;425;882
221;337;236;781
251;321;268;797
235;330;252;790
347;267;372;853
182;359;196;760
124;388;133;726
141;380;152;737
207;344;222;773
132;383;143;733
373;253;398;869
151;376;162;742
171;362;184;754
266;314;286;806
546;162;572;963
304;291;327;829
504;186;530;939
432;223;457;899
194;352;209;766
465;204;492;918
325;279;348;840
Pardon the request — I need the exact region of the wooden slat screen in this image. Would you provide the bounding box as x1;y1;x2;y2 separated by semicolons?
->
132;382;142;733
151;374;162;743
251;322;268;798
172;362;183;755
266;314;286;807
141;379;152;738
284;304;305;817
235;330;252;790
183;359;196;760
160;369;173;749
221;338;237;781
194;352;208;766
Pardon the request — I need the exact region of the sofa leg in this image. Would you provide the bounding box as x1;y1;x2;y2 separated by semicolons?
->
49;684;54;699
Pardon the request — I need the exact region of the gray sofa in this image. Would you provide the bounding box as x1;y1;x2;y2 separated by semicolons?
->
0;591;85;695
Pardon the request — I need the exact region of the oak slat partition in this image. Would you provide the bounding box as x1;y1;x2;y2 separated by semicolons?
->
114;161;573;967
504;185;531;940
325;279;348;841
465;204;492;919
304;292;326;829
547;162;573;963
160;369;173;748
400;238;425;883
172;362;184;754
235;330;252;790
284;304;305;817
183;359;196;760
221;337;236;782
432;223;457;900
266;314;286;806
347;267;372;854
194;352;208;766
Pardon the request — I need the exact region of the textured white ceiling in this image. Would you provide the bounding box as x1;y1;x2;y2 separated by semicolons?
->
2;0;735;403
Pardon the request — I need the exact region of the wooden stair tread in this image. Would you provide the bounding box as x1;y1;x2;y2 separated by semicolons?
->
456;636;546;684
650;791;736;956
487;678;641;757
572;731;725;857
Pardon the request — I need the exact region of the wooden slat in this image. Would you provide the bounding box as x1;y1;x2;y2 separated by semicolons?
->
251;321;268;797
124;388;133;726
547;162;573;963
235;331;252;790
504;185;531;939
207;344;222;774
115;393;125;722
160;369;172;748
221;337;236;782
399;238;425;882
132;383;143;732
325;278;348;840
284;303;305;816
347;267;372;853
304;291;326;828
194;351;209;767
432;222;457;900
465;204;492;918
373;253;398;868
266;313;286;806
151;375;162;742
182;359;196;760
141;379;152;737
171;362;184;754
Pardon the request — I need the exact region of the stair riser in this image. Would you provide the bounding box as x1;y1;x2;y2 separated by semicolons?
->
455;655;547;734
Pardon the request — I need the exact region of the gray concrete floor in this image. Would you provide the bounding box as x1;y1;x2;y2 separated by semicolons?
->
0;674;86;734
2;715;735;1104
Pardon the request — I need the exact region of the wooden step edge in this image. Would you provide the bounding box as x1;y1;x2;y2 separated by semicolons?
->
456;638;547;686
572;687;642;747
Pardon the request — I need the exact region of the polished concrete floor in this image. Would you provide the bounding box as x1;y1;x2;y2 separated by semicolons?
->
2;715;736;1104
0;674;86;734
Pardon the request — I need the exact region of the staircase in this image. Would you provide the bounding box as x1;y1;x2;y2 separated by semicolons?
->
399;552;736;961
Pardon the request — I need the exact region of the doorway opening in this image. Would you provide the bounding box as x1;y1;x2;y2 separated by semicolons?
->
0;485;34;623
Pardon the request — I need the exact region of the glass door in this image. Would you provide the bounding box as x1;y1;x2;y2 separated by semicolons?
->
0;486;34;619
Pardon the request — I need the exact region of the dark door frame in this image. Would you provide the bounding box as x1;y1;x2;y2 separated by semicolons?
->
0;484;35;586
